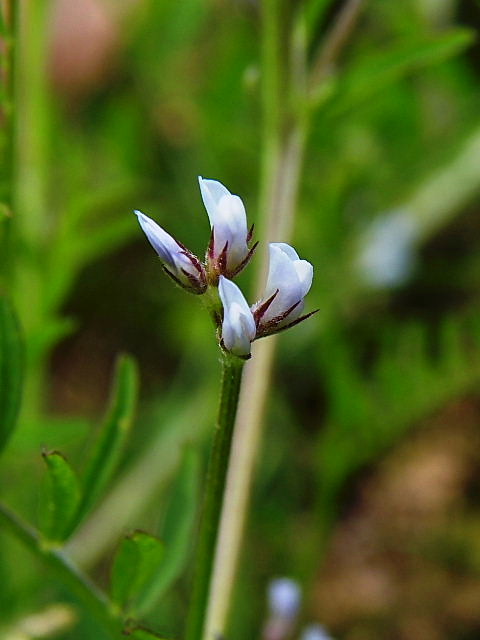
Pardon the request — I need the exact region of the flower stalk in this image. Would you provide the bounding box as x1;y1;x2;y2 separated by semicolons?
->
185;353;245;640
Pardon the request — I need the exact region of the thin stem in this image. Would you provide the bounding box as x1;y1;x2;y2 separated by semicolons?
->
0;502;123;637
185;354;245;640
204;1;366;636
309;0;365;91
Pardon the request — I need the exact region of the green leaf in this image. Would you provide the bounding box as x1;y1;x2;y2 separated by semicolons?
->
75;354;139;523
326;29;475;114
124;625;171;640
41;451;81;542
135;448;200;615
0;296;23;453
111;531;164;612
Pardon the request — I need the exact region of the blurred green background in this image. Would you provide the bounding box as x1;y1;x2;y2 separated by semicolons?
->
2;0;480;638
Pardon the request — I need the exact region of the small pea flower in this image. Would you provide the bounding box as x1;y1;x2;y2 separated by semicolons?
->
218;276;256;358
268;578;302;619
300;624;334;640
263;578;302;640
199;176;257;281
253;243;315;338
135;210;207;294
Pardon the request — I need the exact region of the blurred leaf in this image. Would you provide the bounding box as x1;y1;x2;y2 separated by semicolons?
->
306;0;336;42
72;215;138;266
124;625;171;640
136;447;200;615
0;296;23;453
41;451;81;543
326;29;475;114
75;354;139;523
111;531;164;612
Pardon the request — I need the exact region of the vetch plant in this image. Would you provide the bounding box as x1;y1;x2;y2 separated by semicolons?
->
137;176;316;640
136;178;316;360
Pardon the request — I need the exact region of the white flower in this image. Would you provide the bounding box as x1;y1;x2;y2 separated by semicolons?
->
254;243;314;336
218;276;256;358
300;624;334;640
268;578;302;619
135;210;206;294
199;177;256;278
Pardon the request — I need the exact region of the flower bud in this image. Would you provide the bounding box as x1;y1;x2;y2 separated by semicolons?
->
135;210;206;294
199;177;257;280
218;276;256;358
253;243;315;337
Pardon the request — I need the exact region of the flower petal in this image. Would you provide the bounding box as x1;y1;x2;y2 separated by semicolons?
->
198;177;232;229
135;210;179;266
218;276;256;356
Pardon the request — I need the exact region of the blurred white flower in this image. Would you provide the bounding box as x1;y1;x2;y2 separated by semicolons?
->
254;243;315;337
199;176;257;279
300;624;334;640
268;578;302;619
135;210;206;294
218;276;256;358
357;210;418;288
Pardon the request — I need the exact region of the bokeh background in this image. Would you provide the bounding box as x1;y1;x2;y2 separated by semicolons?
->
2;1;480;639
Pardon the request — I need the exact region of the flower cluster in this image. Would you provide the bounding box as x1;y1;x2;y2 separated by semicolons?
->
136;177;315;358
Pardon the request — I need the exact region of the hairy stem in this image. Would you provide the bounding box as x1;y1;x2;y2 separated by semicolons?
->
185;354;245;640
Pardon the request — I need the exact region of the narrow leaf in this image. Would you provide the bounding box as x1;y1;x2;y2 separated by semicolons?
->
327;29;475;114
76;354;138;523
136;448;200;615
124;626;171;640
111;531;164;611
0;296;23;453
41;451;81;542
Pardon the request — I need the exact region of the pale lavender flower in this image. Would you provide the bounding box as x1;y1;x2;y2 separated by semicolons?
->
199;177;257;280
253;243;315;337
218;276;256;358
300;624;334;640
135;210;206;294
268;578;302;619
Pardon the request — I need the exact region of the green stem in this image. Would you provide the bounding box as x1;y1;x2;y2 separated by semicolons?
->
0;502;123;637
185;354;245;640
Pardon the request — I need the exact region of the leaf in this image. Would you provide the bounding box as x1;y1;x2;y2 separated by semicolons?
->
135;448;200;615
111;531;164;612
325;29;475;114
0;296;23;453
75;354;139;523
41;451;81;542
124;625;171;640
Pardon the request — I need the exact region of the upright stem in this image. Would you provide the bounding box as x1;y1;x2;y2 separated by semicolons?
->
204;1;365;636
185;354;244;640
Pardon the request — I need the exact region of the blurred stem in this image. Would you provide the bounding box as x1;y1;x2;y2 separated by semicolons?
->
0;0;16;287
309;0;365;91
185;354;244;640
0;502;123;638
13;0;51;419
204;2;365;637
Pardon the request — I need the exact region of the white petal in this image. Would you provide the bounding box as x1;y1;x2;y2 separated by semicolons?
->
198;177;232;228
135;210;199;281
264;244;302;308
270;242;300;261
219;276;256;356
135;210;179;266
293;260;313;298
260;243;313;326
